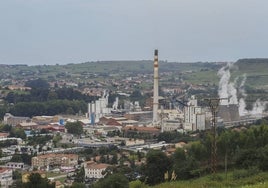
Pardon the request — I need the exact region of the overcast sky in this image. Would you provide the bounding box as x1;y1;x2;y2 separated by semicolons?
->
1;0;268;65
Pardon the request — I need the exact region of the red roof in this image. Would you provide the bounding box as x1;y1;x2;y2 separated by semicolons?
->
122;126;160;132
0;168;11;173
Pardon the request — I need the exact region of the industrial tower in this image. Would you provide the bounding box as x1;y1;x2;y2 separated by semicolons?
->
153;49;159;126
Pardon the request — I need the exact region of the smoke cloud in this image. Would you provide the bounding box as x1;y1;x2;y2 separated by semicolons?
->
217;62;238;105
217;63;267;116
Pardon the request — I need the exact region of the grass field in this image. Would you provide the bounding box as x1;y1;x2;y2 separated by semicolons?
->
152;171;268;188
130;171;268;188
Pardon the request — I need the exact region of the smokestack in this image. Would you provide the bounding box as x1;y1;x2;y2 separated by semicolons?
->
153;49;159;125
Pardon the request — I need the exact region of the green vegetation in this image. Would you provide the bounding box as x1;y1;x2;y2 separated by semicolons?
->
93;173;129;188
22;172;55;188
10;154;33;165
144;150;172;185
1;59;268;115
2;87;96;117
25;78;50;89
150;172;268;188
157;131;195;143
27;134;53;146
129;172;268;188
65;121;83;135
1;59;268;89
69;182;86;188
134;124;268;187
10;127;26;139
9;99;87;117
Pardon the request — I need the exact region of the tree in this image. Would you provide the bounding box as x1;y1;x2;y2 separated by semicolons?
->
100;155;106;163
144;150;172;185
47;91;58;100
172;148;194;180
12;170;22;180
187;141;208;163
11;154;33;165
111;152;118;165
0;124;12;132
129;180;148;188
5;92;15;103
74;167;85;183
93;173;129;188
66;107;75;114
52;133;62;147
258;144;268;171
9;127;26;139
130;90;143;102
65;121;83;135
70;182;86;188
22;173;54;188
25;78;50;89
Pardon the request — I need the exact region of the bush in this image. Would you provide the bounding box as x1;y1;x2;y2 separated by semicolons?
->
209;174;223;181
129;180;149;188
233;167;260;180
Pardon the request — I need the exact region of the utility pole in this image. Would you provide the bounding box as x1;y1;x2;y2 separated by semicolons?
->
205;98;224;174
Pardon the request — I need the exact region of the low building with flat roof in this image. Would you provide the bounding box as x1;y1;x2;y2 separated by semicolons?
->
3;113;30;126
32;153;78;170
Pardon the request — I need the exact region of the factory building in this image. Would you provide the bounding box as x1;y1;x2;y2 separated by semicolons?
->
218;104;240;122
3;113;31;126
161;119;181;132
183;96;206;131
88;90;111;124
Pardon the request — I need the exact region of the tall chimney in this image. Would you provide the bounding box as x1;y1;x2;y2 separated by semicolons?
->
153;49;159;125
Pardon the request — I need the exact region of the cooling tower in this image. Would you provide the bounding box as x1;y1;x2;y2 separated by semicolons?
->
218;104;240;122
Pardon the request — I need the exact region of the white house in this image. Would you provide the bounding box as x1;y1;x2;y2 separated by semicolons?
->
84;162;109;179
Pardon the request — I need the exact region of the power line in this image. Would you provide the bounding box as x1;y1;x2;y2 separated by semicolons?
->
205;98;226;174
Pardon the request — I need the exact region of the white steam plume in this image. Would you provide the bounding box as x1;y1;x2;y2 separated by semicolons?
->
217;62;238;105
218;63;232;105
238;74;248;116
251;99;267;115
217;64;267;116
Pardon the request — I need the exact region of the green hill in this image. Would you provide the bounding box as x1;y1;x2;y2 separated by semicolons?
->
152;171;268;188
130;171;268;188
1;59;268;90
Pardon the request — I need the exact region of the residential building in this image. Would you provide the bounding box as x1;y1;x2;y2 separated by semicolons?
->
84;162;109;179
0;168;13;188
16;122;38;130
6;162;24;169
125;139;145;146
0;133;9;139
31;154;78;169
122;125;160;137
